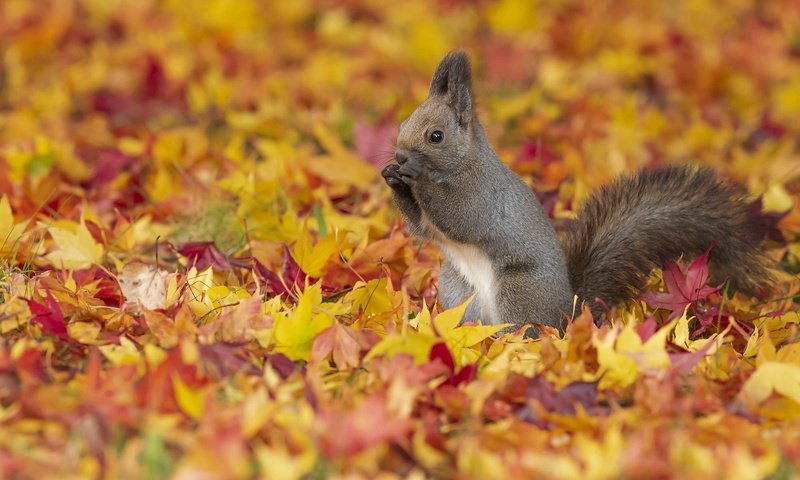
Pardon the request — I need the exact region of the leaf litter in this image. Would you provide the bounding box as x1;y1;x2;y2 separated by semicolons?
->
1;1;800;479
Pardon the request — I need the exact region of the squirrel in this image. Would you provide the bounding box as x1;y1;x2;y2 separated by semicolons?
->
381;51;774;334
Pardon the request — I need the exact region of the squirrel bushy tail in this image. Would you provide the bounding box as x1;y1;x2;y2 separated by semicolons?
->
563;165;774;316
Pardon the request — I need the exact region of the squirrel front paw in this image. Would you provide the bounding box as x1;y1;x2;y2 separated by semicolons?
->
381;164;410;190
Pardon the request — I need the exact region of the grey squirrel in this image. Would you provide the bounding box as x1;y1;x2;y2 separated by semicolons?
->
381;51;773;333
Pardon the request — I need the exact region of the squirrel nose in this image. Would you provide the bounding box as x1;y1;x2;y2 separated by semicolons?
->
395;149;410;165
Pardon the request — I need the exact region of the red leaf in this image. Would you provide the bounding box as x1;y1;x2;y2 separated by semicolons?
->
446;362;477;387
178;241;233;272
26;291;70;342
266;353;298;379
636;316;658;342
253;258;287;296
141;55;167;101
429;342;455;374
80;148;132;189
280;246;307;290
641;244;720;315
429;342;477;387
668;336;717;377
254;247;311;299
198;343;259;378
515;140;559;167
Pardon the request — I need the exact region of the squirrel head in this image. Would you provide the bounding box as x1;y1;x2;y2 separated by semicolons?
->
395;51;480;181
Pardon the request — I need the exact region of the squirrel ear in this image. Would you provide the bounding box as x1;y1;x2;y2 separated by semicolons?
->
429;51;473;126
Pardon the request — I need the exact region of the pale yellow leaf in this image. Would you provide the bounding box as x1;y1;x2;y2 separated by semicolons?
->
44;220;104;269
741;362;800;405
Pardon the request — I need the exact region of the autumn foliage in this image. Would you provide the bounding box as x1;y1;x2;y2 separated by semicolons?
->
2;0;800;479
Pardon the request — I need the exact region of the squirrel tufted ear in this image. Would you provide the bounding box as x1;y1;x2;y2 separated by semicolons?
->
429;51;473;126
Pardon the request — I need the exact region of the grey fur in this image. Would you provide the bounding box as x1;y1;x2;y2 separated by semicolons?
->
381;51;772;334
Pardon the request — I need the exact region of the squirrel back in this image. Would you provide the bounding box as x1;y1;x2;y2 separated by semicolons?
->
563;165;774;316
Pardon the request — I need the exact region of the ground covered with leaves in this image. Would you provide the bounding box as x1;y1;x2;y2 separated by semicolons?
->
1;0;800;478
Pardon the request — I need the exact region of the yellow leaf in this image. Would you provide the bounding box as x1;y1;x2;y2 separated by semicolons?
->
595;330;639;389
575;427;624;479
67;322;101;344
762;183;794;213
114;214;159;252
144;344;166;367
451;322;509;347
274;282;333;361
741;362;800;405
255;443;316;480
432;296;510;366
743;328;760;358
433;296;472;335
98;336;140;366
672;307;725;354
776;343;800;365
291;229;339;277
408;18;449;70
596;318;676;389
44;220;104;269
756;331;777;367
0;195;28;254
172;375;204;419
413;301;434;337
345;278;398;320
186;267;216;317
0;297;30;334
366;332;437;364
772;77;800;122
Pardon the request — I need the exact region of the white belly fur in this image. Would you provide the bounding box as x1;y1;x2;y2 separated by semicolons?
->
439;239;499;325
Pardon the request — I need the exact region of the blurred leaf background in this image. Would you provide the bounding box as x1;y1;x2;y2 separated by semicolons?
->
1;0;800;479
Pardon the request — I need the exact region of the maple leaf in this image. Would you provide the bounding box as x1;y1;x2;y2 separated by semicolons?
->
26;290;70;342
2;1;800;476
273;281;334;362
420;296;508;365
311;321;378;370
254;247;317;299
44;220;105;270
178;241;233;272
594;317;677;389
641;244;720;316
290;228;339;278
741;362;800;406
429;342;477;388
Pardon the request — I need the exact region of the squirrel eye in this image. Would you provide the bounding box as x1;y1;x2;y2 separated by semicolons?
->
429;130;444;143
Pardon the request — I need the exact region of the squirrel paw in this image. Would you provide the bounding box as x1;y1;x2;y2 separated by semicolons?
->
381;164;410;190
397;160;421;183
